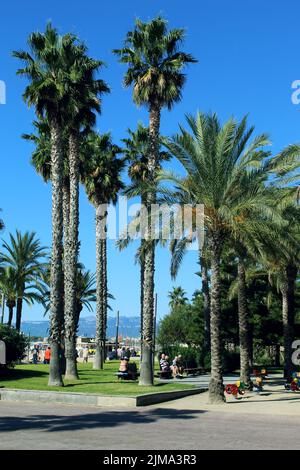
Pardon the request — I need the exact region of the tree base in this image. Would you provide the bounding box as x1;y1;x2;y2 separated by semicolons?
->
93;346;104;370
139;343;153;386
48;342;64;387
209;378;225;404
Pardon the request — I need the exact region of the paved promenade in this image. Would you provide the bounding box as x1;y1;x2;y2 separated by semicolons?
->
0;378;300;450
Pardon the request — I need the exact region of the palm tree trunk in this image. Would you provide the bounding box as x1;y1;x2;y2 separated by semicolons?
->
139;192;146;362
15;297;23;331
48;117;64;387
63;178;70;242
208;234;225;403
139;103;161;386
200;253;210;353
102;230;108;363
64;131;80;381
281;264;297;379
237;258;251;386
94;204;107;370
7;305;14;326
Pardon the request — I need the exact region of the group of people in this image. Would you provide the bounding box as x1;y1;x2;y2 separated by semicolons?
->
159;354;184;379
32;345;51;364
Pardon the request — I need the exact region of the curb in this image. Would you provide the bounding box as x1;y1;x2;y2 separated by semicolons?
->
0;387;207;408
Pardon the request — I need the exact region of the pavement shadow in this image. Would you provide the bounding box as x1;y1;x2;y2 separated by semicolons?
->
0;408;206;433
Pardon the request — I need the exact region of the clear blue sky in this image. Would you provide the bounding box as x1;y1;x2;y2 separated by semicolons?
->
1;0;300;322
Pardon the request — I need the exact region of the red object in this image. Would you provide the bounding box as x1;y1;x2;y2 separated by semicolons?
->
291;381;298;392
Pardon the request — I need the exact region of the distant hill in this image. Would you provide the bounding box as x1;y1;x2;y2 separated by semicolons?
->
20;315;141;339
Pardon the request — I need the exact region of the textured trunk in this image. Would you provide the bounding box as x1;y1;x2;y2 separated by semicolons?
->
139;103;160;386
102;233;108;363
237;258;251;386
208;235;225;403
7;303;14;326
200;253;210;352
64;131;80;381
63;178;70;243
281;265;297;379
48;117;64;387
94;205;107;370
15;296;23;332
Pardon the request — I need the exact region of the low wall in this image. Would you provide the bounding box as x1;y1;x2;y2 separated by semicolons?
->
0;387;207;408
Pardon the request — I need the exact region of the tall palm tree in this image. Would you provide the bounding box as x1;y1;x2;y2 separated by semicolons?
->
83;132;125;369
163;112;291;402
262;203;300;379
168;286;188;309
0;231;47;331
62;42;109;380
114;17;196;385
13;23;73;386
121;123;170;357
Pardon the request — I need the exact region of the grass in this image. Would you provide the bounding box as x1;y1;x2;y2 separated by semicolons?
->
0;361;195;396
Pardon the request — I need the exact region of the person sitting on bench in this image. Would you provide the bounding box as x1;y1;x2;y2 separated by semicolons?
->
160;355;172;378
118;356;137;380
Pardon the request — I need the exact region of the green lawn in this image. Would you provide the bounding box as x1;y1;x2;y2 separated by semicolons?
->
0;361;194;396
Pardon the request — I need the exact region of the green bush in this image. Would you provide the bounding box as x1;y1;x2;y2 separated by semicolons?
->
157;345;201;368
0;324;29;367
202;349;240;373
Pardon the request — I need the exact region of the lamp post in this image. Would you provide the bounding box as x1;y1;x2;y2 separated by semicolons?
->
115;310;119;359
0;293;5;324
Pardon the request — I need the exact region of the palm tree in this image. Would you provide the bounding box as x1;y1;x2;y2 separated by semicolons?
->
13;23;72;386
82;132;125;369
0;231;47;331
168;286;188;309
114;17;196;385
121;123;170;357
262;203;300;379
163;112;291;402
62;42;109;380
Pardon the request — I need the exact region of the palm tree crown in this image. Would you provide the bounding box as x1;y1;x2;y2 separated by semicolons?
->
113;16;197;109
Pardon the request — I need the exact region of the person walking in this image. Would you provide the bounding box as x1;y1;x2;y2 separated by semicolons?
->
44;346;51;364
83;346;89;363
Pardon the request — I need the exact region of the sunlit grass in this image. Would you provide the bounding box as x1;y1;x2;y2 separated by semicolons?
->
0;361;194;396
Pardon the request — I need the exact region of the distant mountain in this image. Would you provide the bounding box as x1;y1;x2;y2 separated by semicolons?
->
20;315;141;339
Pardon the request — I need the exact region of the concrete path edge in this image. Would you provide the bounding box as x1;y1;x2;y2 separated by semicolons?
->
0;387;207;408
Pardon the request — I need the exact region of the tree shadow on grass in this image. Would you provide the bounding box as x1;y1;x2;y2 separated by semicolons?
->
0;408;206;434
0;368;48;382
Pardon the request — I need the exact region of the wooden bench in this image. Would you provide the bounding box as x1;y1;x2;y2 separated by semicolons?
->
115;371;139;381
157;370;172;379
184;367;203;376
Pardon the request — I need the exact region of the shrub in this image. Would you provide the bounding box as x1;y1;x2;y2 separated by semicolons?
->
157;345;201;368
202;349;240;372
0;324;29;367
